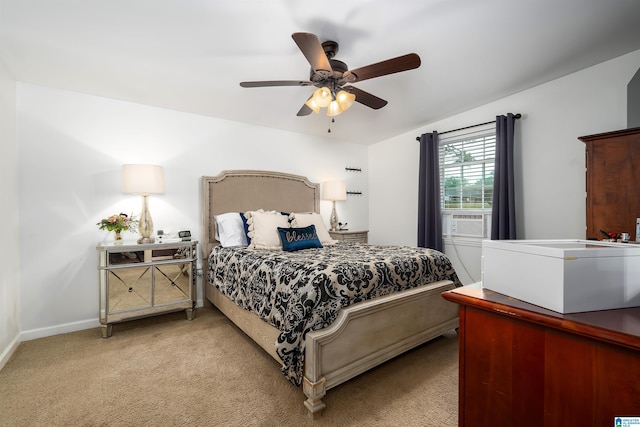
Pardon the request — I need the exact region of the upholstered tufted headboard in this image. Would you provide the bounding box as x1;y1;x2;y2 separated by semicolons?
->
200;170;320;269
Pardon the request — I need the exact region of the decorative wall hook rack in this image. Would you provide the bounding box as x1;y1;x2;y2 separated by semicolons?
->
345;167;362;172
347;191;362;196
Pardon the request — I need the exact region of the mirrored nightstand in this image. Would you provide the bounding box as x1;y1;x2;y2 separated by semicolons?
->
96;240;198;338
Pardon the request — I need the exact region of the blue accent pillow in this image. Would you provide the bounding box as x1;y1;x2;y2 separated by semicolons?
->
240;212;251;244
277;225;323;252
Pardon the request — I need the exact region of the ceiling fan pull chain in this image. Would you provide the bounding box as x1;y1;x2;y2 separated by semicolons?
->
328;117;335;133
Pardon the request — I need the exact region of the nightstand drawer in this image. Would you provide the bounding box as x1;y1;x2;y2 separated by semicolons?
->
106;247;185;265
329;230;368;244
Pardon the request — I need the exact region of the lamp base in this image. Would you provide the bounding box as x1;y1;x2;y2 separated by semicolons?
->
137;194;155;244
329;200;339;232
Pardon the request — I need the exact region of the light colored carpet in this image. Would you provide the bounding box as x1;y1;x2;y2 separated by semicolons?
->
0;306;458;426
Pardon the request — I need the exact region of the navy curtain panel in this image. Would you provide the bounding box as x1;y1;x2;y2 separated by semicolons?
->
417;131;443;251
491;113;517;240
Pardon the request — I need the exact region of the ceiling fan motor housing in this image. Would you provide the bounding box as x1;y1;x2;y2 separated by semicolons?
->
308;40;356;89
310;59;349;87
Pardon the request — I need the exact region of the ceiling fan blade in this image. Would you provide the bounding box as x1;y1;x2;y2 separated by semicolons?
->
343;53;421;83
297;103;313;116
240;80;312;88
292;32;332;73
297;94;315;116
343;86;388;109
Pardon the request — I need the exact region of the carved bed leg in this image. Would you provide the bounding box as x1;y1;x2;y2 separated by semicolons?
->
303;377;326;418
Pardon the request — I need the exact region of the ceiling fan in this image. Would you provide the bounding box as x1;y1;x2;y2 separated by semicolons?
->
240;32;421;117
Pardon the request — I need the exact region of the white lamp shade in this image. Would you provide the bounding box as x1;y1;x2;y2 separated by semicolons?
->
122;164;165;194
322;181;347;201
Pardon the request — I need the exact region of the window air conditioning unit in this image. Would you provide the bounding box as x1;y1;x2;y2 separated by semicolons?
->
450;214;485;238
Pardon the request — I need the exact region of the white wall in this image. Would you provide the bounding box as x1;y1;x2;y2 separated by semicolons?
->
16;83;369;339
0;60;20;368
369;49;640;285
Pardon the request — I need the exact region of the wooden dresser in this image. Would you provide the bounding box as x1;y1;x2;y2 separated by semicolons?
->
442;284;640;426
579;126;640;240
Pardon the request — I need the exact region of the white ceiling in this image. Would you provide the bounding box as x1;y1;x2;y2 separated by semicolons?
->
1;0;640;145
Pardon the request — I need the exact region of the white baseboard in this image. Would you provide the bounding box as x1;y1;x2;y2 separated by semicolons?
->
14;302;206;348
0;333;21;371
20;318;100;342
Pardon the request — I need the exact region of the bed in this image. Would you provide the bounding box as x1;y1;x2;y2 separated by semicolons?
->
201;170;460;417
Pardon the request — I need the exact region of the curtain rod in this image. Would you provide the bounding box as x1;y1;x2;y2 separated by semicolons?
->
415;113;521;141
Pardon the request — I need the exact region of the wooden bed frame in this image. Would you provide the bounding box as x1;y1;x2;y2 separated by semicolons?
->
201;170;459;417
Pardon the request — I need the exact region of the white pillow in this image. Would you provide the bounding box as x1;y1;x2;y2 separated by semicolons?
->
289;213;335;244
247;211;290;249
242;209;277;219
214;212;248;247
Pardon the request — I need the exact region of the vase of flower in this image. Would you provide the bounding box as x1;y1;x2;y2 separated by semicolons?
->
97;213;138;243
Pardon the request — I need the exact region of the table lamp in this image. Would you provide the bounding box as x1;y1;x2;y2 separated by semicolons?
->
322;180;347;232
122;164;165;244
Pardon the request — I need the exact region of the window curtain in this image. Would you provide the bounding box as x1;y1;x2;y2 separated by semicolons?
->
491;113;517;240
417;131;443;251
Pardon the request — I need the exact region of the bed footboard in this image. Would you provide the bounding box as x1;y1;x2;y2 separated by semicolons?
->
302;280;459;418
208;285;281;362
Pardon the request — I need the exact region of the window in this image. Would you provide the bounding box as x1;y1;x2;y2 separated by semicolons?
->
440;131;496;210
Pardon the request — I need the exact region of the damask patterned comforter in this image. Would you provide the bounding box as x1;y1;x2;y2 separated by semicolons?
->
207;243;461;385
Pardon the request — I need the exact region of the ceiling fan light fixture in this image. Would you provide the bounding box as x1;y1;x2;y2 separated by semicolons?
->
312;87;332;108
336;90;356;110
327;100;344;117
304;97;321;114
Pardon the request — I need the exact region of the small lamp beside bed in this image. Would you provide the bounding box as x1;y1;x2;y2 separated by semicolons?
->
322;181;346;232
122;164;165;244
